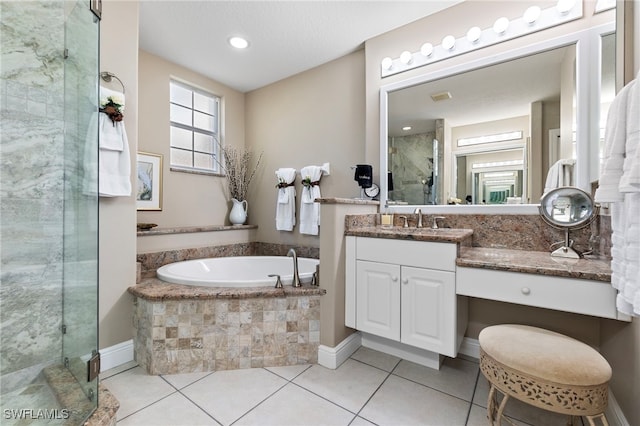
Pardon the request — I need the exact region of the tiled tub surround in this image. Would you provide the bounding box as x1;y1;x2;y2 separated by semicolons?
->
129;281;324;375
136;240;319;279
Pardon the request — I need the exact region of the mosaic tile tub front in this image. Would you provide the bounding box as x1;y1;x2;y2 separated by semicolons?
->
133;294;321;375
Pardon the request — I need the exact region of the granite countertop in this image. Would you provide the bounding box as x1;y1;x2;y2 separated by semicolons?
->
345;226;474;243
457;247;612;282
316;197;379;205
128;278;326;301
137;224;257;236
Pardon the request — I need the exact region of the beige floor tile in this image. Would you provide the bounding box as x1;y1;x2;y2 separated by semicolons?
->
117;392;220;426
234;383;355;426
349;416;377;426
393;357;479;401
102;367;176;419
474;375;572;425
351;346;401;372
180;368;287;425
293;359;388;413
359;374;470;426
161;371;213;390
264;364;312;381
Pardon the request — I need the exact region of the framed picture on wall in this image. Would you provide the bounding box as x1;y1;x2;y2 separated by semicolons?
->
136;152;163;211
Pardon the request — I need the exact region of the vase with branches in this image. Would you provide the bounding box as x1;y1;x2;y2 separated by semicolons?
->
217;143;263;225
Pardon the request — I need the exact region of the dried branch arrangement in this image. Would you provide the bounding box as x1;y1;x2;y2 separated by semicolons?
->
218;144;263;201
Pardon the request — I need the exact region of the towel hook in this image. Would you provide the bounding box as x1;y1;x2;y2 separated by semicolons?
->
100;71;125;94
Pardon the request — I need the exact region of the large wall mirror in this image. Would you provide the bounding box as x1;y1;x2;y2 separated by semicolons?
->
380;21;616;212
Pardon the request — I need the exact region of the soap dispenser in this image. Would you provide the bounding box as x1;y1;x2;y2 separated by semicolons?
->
380;202;394;227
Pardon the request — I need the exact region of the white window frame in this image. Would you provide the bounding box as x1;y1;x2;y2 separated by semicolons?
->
169;80;221;174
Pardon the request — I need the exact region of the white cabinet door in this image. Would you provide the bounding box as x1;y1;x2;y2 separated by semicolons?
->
401;266;456;356
356;260;400;341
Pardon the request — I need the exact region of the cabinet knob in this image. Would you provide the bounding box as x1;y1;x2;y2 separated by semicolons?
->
402;279;409;284
392;276;398;282
521;287;531;295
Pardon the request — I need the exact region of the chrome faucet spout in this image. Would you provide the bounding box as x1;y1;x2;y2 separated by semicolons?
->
287;248;301;287
414;208;423;228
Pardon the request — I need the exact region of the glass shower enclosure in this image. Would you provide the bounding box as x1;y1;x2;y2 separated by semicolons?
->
1;1;99;424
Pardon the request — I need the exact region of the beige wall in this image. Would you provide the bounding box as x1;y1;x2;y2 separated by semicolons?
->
137;50;246;228
99;1;139;349
245;51;366;246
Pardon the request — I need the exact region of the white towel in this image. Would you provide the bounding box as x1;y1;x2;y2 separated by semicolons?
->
595;71;640;316
275;168;296;231
543;158;575;194
594;79;634;202
299;165;329;235
99;86;126;151
99;118;131;197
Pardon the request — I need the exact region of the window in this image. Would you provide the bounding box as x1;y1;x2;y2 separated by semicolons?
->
169;80;220;173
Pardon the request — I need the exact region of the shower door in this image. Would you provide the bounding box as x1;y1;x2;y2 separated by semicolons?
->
62;0;100;418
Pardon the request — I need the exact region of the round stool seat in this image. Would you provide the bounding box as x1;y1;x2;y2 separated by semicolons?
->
479;324;611;420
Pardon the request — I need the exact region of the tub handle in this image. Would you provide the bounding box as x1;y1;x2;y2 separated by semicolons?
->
268;274;283;289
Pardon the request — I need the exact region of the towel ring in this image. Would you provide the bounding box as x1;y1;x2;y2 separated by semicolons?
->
100;71;125;94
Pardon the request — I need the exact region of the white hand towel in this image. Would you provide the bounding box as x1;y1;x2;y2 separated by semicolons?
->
543;159;575;194
99;119;131;197
619;78;640;192
299;165;325;236
275;168;296;231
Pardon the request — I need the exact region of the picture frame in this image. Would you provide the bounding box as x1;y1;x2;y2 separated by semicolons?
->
136;152;163;211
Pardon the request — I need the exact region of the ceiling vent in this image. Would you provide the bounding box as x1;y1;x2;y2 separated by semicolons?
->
430;91;452;102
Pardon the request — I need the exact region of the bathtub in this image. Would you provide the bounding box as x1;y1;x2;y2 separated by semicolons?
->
156;256;319;287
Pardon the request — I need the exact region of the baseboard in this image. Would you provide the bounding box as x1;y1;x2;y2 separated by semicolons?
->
606;389;630;426
361;333;443;370
458;337;480;360
317;332;362;369
99;339;134;373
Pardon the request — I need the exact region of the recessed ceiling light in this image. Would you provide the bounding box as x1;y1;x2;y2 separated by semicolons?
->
402;126;412;131
229;36;249;49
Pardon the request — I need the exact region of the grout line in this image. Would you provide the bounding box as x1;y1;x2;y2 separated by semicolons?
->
114;390;179;423
175;387;224;426
352;369;393;424
229;379;291;425
463;368;481;425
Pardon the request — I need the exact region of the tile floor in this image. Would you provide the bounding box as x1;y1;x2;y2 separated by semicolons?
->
101;347;581;426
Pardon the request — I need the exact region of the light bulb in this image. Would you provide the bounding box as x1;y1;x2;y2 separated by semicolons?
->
381;57;393;70
420;43;433;57
556;0;575;14
523;6;541;24
493;17;509;34
228;36;249;49
400;51;413;65
442;35;456;51
466;27;481;43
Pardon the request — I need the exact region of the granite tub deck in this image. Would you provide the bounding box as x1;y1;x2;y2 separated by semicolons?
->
128;280;325;375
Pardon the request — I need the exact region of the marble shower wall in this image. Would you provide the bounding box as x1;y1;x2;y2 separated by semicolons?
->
0;1;66;387
389;132;437;205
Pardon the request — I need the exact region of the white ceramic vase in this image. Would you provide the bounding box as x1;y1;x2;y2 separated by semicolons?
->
229;198;248;225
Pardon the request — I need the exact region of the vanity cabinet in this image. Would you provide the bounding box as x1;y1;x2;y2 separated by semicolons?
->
346;236;466;358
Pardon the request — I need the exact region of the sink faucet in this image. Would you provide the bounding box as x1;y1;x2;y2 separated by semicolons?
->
414;208;423;228
287;248;301;287
432;216;445;229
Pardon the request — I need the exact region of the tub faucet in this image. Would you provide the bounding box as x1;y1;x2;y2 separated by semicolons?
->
287;248;301;287
432;216;445;229
414;208;423;228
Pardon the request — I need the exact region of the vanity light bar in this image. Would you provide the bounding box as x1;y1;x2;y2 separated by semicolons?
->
380;0;582;78
472;159;524;169
458;131;523;147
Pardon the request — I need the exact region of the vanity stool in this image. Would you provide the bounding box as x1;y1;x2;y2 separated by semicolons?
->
478;324;612;426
